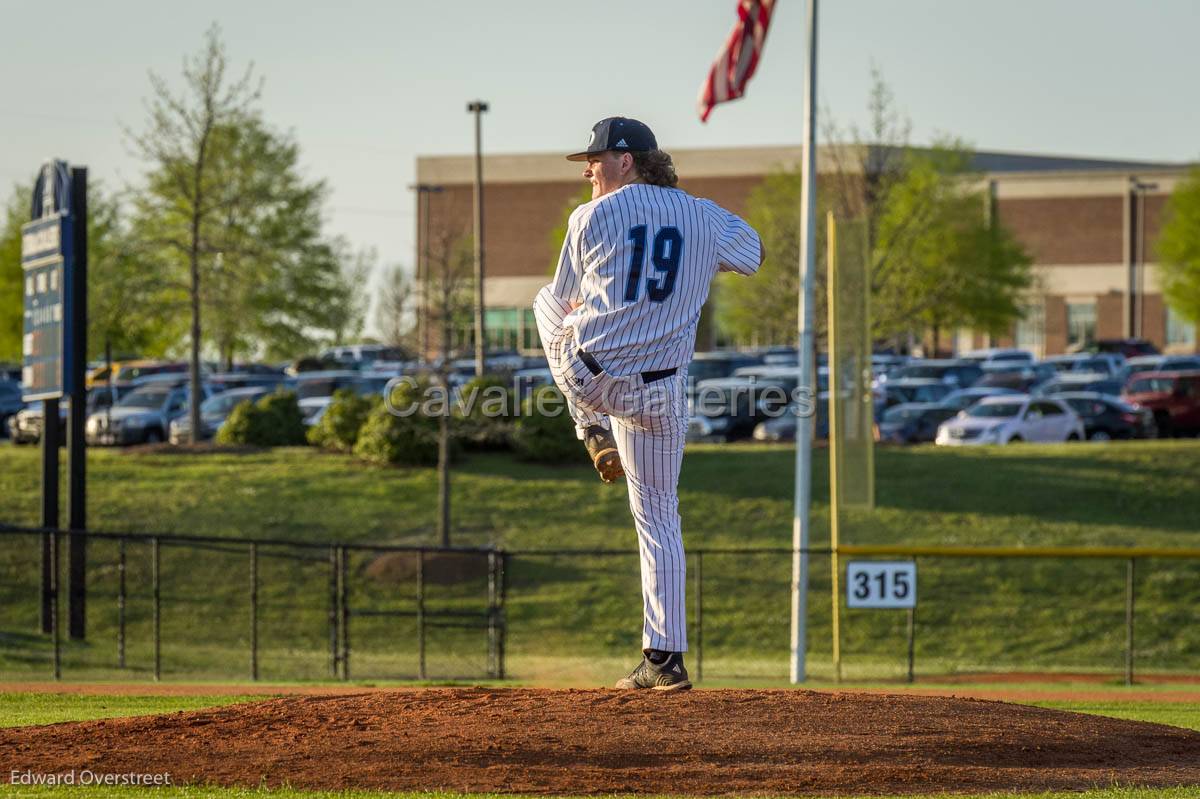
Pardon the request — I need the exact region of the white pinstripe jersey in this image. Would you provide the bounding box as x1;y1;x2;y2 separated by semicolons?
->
550;183;762;377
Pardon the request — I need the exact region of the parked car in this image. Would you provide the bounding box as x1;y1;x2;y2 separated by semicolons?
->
320;344;408;371
937;386;1022;413
1056;392;1157;441
750;392;830;443
1117;355;1200;385
1121;370;1200;437
975;362;1057;393
688;351;763;384
690;375;793;441
169;386;275;444
870;353;910;380
1036;373;1123;397
1091;338;1160;358
206;372;291;394
935;395;1084;446
891;359;983;389
9;400;70;445
876;403;960;444
293;370;368;401
86;382;210;446
961;348;1034;365
0;379;24;438
1043;353;1124;377
90;360;192;387
881;378;954;409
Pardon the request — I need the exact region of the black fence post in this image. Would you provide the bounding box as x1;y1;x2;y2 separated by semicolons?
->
328;545;339;679
1125;557;1136;687
906;605;916;684
694;550;703;684
339;546;350;681
40;398;59;635
498;551;508;681
488;550;498;679
152;537;160;682
417;550;426;680
50;530;60;680
249;543;258;682
117;538;126;669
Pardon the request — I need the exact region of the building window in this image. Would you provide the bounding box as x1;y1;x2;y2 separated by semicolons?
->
1066;302;1096;349
481;307;541;353
1166;306;1197;349
1015;303;1045;358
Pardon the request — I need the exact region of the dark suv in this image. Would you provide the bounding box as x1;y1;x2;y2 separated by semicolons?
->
890;360;983;389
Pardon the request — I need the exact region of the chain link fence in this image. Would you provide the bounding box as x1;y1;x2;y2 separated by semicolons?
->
2;524;1198;683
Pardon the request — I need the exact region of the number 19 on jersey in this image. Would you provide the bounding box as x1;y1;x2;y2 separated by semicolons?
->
846;561;917;609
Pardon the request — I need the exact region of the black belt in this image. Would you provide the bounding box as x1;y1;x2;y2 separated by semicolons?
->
577;350;678;384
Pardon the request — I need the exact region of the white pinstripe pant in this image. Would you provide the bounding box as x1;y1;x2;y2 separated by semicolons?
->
534;286;688;653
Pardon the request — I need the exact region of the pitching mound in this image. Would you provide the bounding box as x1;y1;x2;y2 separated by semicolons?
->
4;688;1200;795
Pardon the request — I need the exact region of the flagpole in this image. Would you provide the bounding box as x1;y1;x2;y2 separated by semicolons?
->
790;0;819;685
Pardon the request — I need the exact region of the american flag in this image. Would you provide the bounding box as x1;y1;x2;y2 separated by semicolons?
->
697;0;777;123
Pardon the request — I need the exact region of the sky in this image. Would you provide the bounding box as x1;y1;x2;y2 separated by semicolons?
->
2;0;1197;305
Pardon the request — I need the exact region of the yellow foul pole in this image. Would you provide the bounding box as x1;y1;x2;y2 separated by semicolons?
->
825;211;842;683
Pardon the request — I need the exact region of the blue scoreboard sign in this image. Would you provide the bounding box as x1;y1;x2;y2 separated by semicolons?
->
21;160;76;401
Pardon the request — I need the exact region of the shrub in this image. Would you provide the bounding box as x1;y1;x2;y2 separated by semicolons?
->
307;388;379;452
455;374;515;450
511;386;585;464
216;390;307;447
353;379;447;466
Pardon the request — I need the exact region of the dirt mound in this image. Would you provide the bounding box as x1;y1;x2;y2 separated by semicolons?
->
3;688;1199;795
365;550;490;586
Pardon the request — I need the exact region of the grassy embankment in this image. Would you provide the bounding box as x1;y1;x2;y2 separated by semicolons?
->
1;441;1198;682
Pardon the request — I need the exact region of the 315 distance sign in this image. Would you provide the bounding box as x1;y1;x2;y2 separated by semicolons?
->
846;561;917;609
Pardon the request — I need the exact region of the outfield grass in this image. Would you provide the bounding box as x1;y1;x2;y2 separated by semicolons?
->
1;442;1199;682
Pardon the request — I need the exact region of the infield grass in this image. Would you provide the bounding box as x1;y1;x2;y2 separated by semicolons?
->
1;442;1199;683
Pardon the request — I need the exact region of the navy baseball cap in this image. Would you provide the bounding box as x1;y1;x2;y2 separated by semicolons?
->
566;117;657;162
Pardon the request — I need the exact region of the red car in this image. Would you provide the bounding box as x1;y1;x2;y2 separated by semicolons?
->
1122;370;1200;437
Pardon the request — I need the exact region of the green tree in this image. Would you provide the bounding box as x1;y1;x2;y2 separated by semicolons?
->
715;169;811;346
129;26;367;434
127;24;262;439
0;186;32;362
717;70;1032;350
1158;166;1200;326
88;185;172;361
374;262;415;351
547;185;594;275
0;183;167;365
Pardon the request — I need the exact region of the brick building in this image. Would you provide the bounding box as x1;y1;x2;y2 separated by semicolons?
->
413;146;1196;357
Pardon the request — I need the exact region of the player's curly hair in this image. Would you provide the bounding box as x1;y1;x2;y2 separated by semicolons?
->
632;149;679;188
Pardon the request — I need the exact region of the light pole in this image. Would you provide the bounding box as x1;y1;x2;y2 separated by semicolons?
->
1130;179;1159;341
467;100;489;377
408;183;443;362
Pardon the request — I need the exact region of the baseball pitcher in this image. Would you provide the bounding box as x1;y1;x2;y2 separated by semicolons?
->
534;116;763;690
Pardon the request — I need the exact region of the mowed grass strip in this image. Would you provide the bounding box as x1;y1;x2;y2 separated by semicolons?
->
0;692;271;728
1;442;1199;680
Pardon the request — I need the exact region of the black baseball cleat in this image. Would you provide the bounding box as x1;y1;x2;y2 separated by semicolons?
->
583;424;624;483
614;651;692;691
